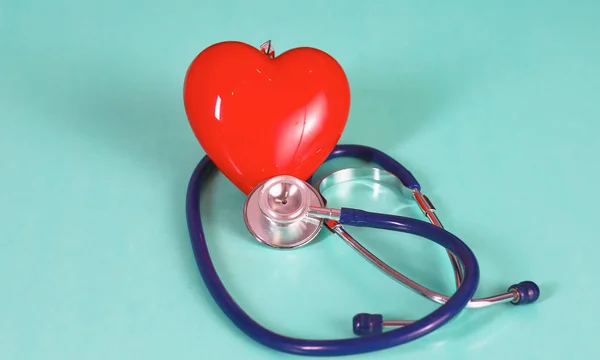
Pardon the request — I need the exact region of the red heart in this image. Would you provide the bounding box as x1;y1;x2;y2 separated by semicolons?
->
183;41;351;194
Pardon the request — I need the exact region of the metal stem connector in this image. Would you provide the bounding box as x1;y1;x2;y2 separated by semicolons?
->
307;206;341;221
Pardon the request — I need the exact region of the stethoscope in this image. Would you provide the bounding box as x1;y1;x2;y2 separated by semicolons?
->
186;143;540;356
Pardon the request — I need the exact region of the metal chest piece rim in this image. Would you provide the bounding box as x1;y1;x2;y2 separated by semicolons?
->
243;175;325;249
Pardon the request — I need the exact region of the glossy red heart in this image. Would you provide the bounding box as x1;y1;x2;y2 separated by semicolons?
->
183;41;351;194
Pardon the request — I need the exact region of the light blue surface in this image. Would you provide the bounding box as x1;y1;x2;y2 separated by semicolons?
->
2;1;599;359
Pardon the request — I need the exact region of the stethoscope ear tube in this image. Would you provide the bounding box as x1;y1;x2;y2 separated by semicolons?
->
186;156;481;356
313;145;539;310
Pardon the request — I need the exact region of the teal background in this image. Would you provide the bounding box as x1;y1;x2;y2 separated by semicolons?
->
2;1;599;359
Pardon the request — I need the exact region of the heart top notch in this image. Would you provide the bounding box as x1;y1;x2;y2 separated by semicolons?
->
183;40;351;194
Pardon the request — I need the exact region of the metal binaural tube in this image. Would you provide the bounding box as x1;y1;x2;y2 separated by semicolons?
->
329;222;517;309
311;167;516;308
412;189;464;288
313;167;466;288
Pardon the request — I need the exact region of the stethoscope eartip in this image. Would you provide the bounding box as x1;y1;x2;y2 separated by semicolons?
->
353;313;384;336
508;281;540;305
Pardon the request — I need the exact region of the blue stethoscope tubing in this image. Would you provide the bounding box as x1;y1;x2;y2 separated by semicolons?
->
186;144;480;356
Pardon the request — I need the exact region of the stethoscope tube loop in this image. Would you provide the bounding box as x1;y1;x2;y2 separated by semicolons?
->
187;153;480;356
186;144;540;356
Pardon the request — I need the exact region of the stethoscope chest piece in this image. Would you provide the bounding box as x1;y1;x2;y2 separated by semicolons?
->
243;175;325;249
